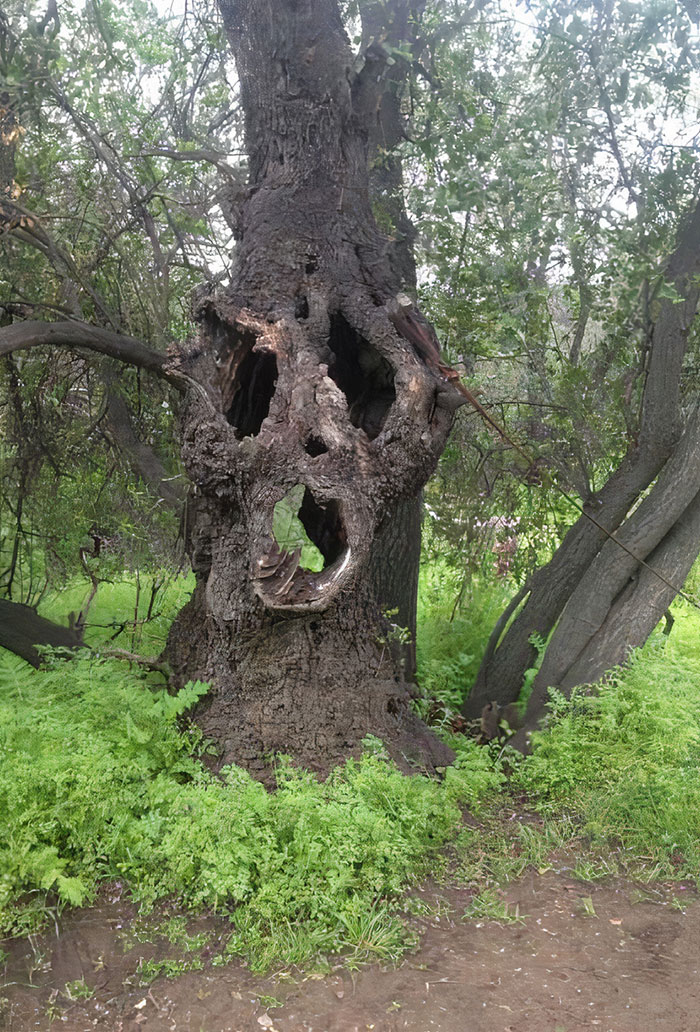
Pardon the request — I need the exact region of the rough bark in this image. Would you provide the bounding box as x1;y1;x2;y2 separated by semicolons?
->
369;495;422;680
509;409;700;741
463;198;700;722
532;410;700;695
164;0;462;775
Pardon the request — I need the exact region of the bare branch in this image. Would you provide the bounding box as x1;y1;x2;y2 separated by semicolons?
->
0;319;192;391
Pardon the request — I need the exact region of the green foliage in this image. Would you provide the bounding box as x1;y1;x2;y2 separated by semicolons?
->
63;978;94;1001
462;888;526;925
0;641;502;971
272;485;324;572
409;0;700;578
38;571;195;654
518;632;548;710
0;0;236;597
517;610;700;878
138;956;203;984
416;564;511;709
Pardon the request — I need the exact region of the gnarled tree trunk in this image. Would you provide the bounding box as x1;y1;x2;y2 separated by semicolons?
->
164;0;462;776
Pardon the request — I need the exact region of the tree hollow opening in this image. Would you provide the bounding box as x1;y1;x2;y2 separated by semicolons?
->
327;313;395;440
272;484;346;573
225;348;278;438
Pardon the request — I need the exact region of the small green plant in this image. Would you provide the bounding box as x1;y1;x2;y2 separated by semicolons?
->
63;978;94;1001
519;632;548;708
361;734;390;760
338;903;413;969
137;956;203;983
571;857;617;882
258;995;283;1009
463;888;526;925
576;895;597;918
163;916;212;952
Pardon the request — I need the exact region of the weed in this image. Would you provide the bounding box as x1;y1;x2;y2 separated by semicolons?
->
571;857;617;882
258;995;283;1009
338;903;414;969
576;895;597;918
63;978;94;1000
163;916;212;952
463;888;526;925
138;956;203;983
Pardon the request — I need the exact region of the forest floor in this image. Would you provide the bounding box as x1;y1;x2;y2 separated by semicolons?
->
3;850;698;1032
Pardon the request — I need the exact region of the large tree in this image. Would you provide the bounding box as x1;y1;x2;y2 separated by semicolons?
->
1;0;467;775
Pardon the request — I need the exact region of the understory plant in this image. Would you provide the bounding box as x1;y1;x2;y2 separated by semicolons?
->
0;645;502;969
516;603;700;878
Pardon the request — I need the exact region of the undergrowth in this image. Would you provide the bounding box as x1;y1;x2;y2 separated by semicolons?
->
4;573;700;973
514;603;700;879
0;647;502;971
37;572;195;654
416;566;511;709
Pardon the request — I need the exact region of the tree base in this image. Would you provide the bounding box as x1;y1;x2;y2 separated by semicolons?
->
193;677;454;782
167;582;454;782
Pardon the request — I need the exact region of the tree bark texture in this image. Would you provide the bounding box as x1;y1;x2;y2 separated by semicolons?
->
519;408;700;721
464;198;700;723
164;0;462;775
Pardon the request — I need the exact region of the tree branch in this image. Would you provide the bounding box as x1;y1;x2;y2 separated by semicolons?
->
0;320;193;391
0;598;84;668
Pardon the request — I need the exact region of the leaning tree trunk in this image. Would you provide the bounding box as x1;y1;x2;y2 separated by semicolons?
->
165;0;462;776
463;196;700;724
513;408;700;739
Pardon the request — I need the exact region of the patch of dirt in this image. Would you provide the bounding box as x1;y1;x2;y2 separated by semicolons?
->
2;872;698;1032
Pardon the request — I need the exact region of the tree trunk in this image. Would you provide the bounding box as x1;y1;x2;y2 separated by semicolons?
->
0;599;84;667
463;198;700;724
369;495;422;681
164;0;462;776
516;410;700;730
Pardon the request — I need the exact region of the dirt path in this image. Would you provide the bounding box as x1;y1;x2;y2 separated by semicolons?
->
2;871;698;1032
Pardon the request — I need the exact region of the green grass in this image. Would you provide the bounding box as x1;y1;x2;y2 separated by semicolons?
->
462;887;527;925
37;571;195;654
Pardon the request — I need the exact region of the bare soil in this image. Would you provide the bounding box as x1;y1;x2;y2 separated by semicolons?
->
2;868;698;1032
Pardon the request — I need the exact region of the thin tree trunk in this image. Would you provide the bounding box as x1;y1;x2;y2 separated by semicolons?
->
369;495;422;680
463;198;700;721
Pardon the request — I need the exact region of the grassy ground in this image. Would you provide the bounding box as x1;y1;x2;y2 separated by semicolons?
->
2;570;700;971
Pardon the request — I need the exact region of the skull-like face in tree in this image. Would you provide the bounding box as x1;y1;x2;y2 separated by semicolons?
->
180;287;462;619
171;0;467;623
